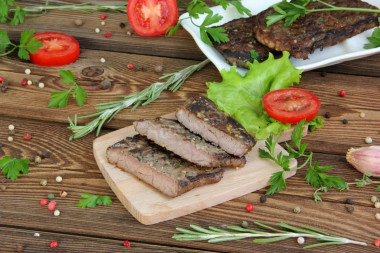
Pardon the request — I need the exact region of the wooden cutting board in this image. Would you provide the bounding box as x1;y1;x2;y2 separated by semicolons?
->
93;115;298;225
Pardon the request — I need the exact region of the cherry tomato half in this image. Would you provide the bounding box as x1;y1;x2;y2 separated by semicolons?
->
127;0;178;36
263;88;321;124
29;32;80;67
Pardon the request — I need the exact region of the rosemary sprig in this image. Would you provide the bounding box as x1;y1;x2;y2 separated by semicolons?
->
347;173;380;188
173;222;367;248
67;59;210;140
266;0;380;27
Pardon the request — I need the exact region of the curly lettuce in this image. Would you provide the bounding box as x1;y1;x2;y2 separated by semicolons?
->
206;52;304;140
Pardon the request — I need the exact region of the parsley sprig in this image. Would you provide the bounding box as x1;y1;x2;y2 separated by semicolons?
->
76;193;112;208
365;27;380;49
267;0;380;27
259;120;346;195
49;70;88;108
167;0;251;45
0;29;43;60
0;156;30;181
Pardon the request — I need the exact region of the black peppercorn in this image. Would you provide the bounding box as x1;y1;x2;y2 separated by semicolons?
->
41;151;51;159
324;112;331;118
344;198;353;205
260;195;267;203
0;141;3;147
345;205;354;213
343;119;348;124
119;22;126;28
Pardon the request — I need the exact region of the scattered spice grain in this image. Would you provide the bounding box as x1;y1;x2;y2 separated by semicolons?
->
260;195;267;203
241;221;249;228
324;112;331;118
40;179;47;186
345;205;354;213
376;213;380;220
41;151;51;159
297;237;305;244
48;193;55;199
56;176;62;182
339;90;346;97
375;238;380;247
105;32;111;38
293;206;301;213
120;22;126;28
342;119;348;124
344;198;353;205
74;19;83;26
360;112;366;118
375;202;380;208
371;196;379;203
365;137;373;144
50;240;58;248
123;240;131;247
245;204;254;212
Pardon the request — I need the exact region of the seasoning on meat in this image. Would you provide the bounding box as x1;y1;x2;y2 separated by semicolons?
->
176;96;255;157
254;0;380;59
106;135;224;197
134;118;247;168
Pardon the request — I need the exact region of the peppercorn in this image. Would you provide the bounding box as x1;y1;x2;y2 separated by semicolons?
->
344;198;353;205
375;213;380;220
60;190;68;198
54;210;60;216
241;220;249;228
24;132;32;140
260;195;267;203
127;31;132;36
142;66;148;72
293;206;301;213
123;240;131;247
375;202;380;208
339;90;346;97
297;237;305;244
40;198;48;206
48;193;55;199
120;22;126;28
50;241;58;248
0;142;3;147
345;205;354;213
41;151;51;159
0;76;4;82
74;19;84;26
342;119;348;124
360;112;366;118
48;200;56;211
324;112;331;118
1;186;6;191
105;32;111;38
8;124;15;131
16;244;23;253
375;238;380;247
24;69;31;75
21;79;27;86
154;65;164;73
34;156;42;163
40;179;47;186
56;176;63;182
371;196;379;203
100;14;107;20
127;63;134;69
365;137;373;144
245;204;254;212
100;79;112;89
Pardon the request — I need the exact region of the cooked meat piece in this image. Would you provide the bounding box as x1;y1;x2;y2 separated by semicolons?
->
176;96;255;157
107;135;224;197
213;16;277;68
134;118;246;168
254;0;380;59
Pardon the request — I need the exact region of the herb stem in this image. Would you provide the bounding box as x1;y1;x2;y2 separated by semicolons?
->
68;59;210;140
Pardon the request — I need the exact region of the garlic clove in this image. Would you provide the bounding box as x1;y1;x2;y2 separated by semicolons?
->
346;146;380;177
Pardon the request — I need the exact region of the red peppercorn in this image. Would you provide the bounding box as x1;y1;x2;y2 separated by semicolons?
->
123;240;131;247
24;132;32;140
48;200;56;211
50;240;58;248
375;238;380;247
0;76;4;82
105;32;111;38
245;204;254;212
40;198;48;206
21;80;28;86
127;63;134;69
100;14;107;20
339;90;346;97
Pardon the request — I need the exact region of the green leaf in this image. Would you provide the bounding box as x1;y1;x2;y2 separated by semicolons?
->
0;156;30;181
306;163;346;189
364;27;380;49
291;120;305;149
73;85;87;107
205;27;229;44
18;29;43;60
206;52;302;140
229;1;252;16
250;49;259;60
0;31;11;52
375;186;380;191
308;116;324;132
166;19;183;37
266;171;286;195
48;89;72;108
10;5;26;25
187;1;211;19
201;12;223;27
76;193;112;208
59;70;76;85
200;28;213;46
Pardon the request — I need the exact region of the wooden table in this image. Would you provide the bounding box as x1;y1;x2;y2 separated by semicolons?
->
0;1;379;252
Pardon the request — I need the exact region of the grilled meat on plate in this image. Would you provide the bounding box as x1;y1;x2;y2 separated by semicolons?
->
134;118;247;168
176;96;255;157
106;135;224;197
253;0;380;59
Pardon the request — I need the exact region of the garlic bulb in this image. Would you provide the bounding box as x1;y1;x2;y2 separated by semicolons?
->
346;146;380;177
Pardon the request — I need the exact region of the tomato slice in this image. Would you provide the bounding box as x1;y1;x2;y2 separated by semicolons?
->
263;88;321;124
127;0;178;36
30;32;80;67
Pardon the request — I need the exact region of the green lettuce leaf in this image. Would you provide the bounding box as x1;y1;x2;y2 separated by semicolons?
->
206;52;303;140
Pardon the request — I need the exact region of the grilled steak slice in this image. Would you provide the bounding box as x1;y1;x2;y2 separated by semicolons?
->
107;135;224;197
254;0;380;59
213;16;277;68
176;96;255;157
134;118;246;168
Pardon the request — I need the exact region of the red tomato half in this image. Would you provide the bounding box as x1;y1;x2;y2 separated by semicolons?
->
263;88;321;124
127;0;178;36
30;32;80;67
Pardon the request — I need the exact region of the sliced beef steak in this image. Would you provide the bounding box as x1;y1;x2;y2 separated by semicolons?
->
134;118;246;168
176;96;255;157
106;135;224;197
253;0;380;59
213;16;277;68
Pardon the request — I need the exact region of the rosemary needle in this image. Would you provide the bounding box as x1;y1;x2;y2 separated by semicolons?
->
67;59;210;140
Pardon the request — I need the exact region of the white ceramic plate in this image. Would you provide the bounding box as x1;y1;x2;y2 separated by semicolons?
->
180;0;380;74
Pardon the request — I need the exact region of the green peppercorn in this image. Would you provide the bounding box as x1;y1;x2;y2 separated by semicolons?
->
241;221;249;228
34;155;42;164
40;179;47;186
371;196;379;203
48;193;55;199
293;206;301;213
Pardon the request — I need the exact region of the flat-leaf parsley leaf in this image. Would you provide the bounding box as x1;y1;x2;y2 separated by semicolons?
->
0;156;30;181
76;193;112;208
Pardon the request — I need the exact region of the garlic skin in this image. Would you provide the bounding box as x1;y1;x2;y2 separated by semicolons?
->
346;146;380;177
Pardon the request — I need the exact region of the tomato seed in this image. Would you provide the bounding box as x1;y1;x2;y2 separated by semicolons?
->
245;204;254;212
105;32;111;38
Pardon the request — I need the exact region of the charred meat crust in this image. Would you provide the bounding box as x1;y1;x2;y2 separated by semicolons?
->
106;135;224;198
176;96;255;157
213;16;276;68
134;118;247;168
253;0;380;59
